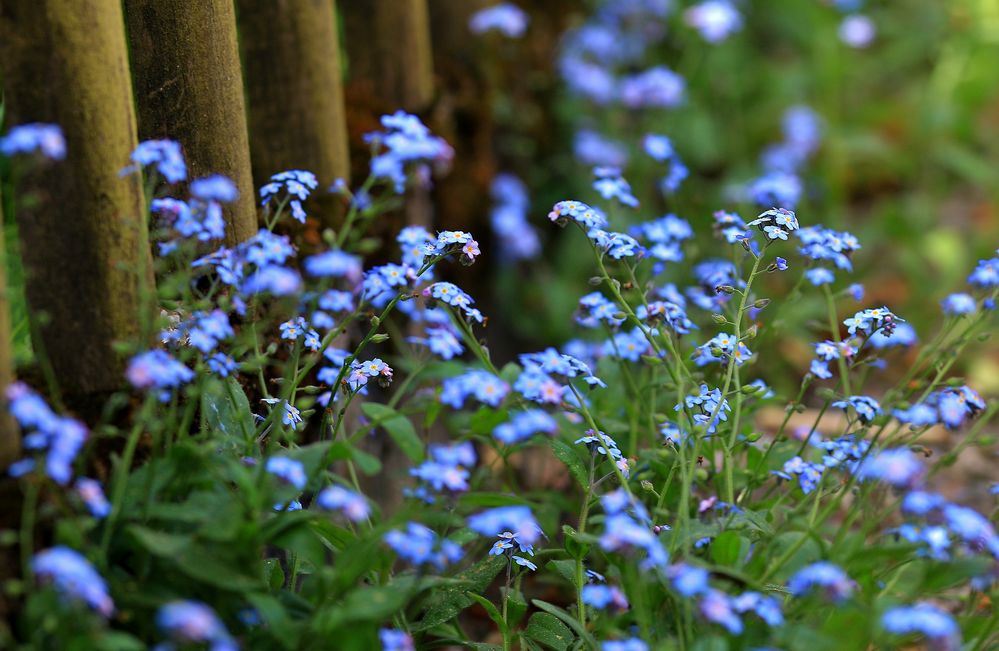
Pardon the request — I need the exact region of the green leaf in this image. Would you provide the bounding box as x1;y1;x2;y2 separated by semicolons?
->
530;600;596;649
502;588;528;628
466;592;508;636
350;446;382;475
523;611;574;651
360;403;424;462
245;593;300;650
710;531;744;567
201;376;254;439
414;556;505;631
91;632;146;651
128;525;264;592
315;584;411;632
549;439;588;488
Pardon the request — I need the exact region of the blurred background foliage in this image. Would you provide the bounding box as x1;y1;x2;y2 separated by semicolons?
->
460;0;999;397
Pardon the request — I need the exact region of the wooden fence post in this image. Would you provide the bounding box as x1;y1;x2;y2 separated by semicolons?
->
124;0;258;246
340;0;435;112
0;0;155;397
237;0;351;227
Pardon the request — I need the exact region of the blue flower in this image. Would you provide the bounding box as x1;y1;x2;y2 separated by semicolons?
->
33;547;113;617
493;409;558;445
593;167;639;207
685;1;743;43
469;3;529;37
261;399;303;429
602;639;648;651
379;628;415;651
129;140;186;183
384;522;463;570
700;589;743;634
1;123;66;159
582;584;629;611
74;478;110;518
805;268;834;286
619;66;686;109
795;225;861;271
669;563;709;597
787;562;854;602
600;511;669;570
748;172;802;208
882;604;958;647
575;129;628;167
857;448;922;488
676;384;731;434
304;249;363;283
410;326;463;360
410;442;475;493
468;506;541;545
968;257;999;287
260;170;318;223
832;395;881;423
265;456;307;490
839;14;876;48
847;283;864;301
126;350;194;392
366;112;453;193
512;555;538;571
489;174;540;261
191;175;238;203
440;370;508;408
156;600;235;651
642;134;674;161
941;292;976;315
773;456;825;493
868;322;917;348
345;358;394;392
548;200;608;229
241;265;302;296
316;485;370;522
732;591;784;627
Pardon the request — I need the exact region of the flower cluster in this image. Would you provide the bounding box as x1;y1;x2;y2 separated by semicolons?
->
384;523;463;570
488;174;540;260
0;123;66;159
366;111;454;193
32;547;113;617
410;442;476;495
6;383;87;485
260;170;318;223
156;600;236;651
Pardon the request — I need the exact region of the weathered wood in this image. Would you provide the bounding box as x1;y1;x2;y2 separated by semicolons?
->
341;0;435;112
0;0;155;396
124;0;258;245
237;0;350;227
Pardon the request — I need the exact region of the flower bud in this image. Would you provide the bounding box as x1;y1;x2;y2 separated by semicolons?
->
711;313;727;324
744;324;758;339
641;480;655;492
753;298;771;309
745;432;763;442
588;276;603;286
817;387;839;401
715;285;736;295
370;333;390;343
